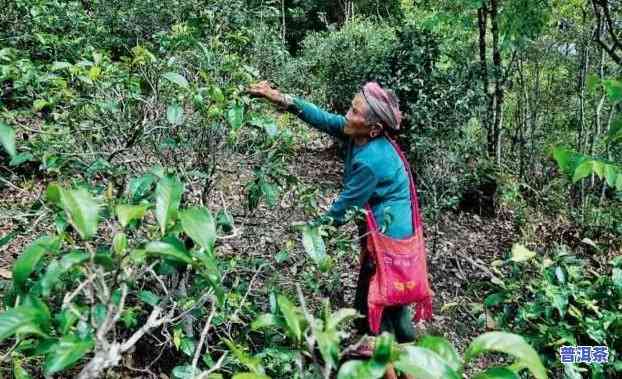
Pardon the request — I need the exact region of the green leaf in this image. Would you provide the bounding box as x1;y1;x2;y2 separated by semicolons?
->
394;346;461;379
171;365;196;379
316;330;340;368
617;174;622;191
510;244;536;263
50;61;72;71
145;241;193;265
608;117;622;143
464;332;546;379
13;359;32;379
249;116;278;137
180;207;216;253
260;181;278;207
605;164;618;187
43;335;94;375
167;104;185;125
163;72;189;88
251;313;283;330
592;160;605;179
227;104;245;130
0;121;17;159
372;332;395;365
10;152;34;166
59;187;100;240
337;360;386;379
128;173;157;202
216;209;234;233
40;252;89;296
138;290;160;306
604;79;622;102
56;308;81;335
301;225;329;271
13;236;60;291
417;336;462;374
225;340;264;374
277;295;302;342
473;367;520;379
326;308;358;330
612;268;622;289
112;232;128;254
180;338;196;357
232;374;271;379
116;204;148;228
155;175;184;235
0;305;47;342
209;86;225;103
572;160;593;183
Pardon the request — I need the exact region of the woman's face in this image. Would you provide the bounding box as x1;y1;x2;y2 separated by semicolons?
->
344;94;375;137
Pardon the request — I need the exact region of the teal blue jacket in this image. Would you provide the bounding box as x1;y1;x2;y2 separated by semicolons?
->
293;98;413;239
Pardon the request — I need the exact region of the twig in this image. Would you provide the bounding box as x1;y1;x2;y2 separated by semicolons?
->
62;273;96;308
195;352;228;379
227;263;267;334
191;299;217;377
453;250;504;285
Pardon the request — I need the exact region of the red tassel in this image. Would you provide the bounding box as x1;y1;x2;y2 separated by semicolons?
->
368;304;384;334
414;296;433;321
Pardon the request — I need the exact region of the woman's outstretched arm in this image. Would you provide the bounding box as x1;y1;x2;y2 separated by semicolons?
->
248;81;346;139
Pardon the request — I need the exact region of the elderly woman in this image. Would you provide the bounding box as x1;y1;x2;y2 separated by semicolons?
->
248;81;417;344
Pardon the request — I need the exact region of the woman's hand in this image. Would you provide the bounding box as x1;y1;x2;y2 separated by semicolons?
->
247;81;284;104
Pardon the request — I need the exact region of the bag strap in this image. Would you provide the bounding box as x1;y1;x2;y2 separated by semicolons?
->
365;137;421;233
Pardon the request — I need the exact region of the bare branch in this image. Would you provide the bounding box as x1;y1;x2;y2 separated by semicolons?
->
191;300;217;377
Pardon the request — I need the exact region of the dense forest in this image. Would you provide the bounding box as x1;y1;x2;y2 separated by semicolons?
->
0;0;620;378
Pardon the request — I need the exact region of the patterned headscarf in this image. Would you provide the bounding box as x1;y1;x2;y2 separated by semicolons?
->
361;82;402;131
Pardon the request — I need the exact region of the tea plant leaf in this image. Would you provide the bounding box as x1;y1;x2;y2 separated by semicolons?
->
167;104;185;125
473;368;520;379
603;79;622;102
394;346;461;379
0;122;16;159
138;290;160;306
510;244;536;263
251;313;283;330
13;359;32;379
40;252;90;297
464;332;546;379
145;241;193;265
13;236;60;291
116;204;148;228
276;295;302;342
43;335;94;375
232;374;271;379
56;187;100;240
227;104;245;130
301;225;328;271
155;175;184;235
180;207;216;253
336;360;386;379
372;333;395;365
112;232;128;254
225;339;264;374
417;336;462;374
0;305;47;342
128;173;157;202
163;72;189;88
10;152;33;166
572;160;593;183
326;308;358;330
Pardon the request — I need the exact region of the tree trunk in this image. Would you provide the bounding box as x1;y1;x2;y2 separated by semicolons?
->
490;0;504;163
478;5;491;155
